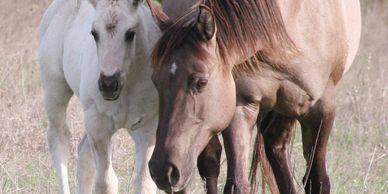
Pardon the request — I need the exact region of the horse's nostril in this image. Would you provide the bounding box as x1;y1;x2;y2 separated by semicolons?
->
114;80;119;91
149;159;183;191
167;163;180;187
98;73;122;100
148;161;157;179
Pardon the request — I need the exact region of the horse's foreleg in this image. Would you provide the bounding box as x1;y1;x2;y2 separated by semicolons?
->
299;82;336;194
222;105;259;194
85;108;118;194
260;111;297;194
43;77;73;194
197;136;222;194
129;123;157;194
77;134;96;194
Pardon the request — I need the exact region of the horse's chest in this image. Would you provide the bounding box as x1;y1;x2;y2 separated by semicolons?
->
122;83;159;130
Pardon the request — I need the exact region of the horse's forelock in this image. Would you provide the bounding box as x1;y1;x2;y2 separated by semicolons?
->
151;12;211;71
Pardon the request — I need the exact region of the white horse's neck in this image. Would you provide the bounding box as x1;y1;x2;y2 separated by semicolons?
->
132;5;161;70
70;0;82;13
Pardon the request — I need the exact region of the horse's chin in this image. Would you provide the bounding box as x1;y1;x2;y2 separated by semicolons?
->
172;164;197;192
102;95;120;101
101;86;122;101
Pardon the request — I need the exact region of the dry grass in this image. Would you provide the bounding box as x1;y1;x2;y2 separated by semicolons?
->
0;0;386;193
0;0;136;193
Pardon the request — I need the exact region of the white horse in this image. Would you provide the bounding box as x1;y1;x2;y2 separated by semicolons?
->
39;0;160;193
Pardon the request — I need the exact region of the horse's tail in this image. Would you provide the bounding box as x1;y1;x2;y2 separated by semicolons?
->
250;112;278;194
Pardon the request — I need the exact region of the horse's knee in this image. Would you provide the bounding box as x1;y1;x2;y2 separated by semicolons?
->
77;135;95;169
46;100;71;150
133;177;157;194
261;114;294;158
95;168;118;194
47;124;71;152
263;131;288;158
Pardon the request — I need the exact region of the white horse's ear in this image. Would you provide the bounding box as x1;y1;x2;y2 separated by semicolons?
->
89;0;98;7
197;4;216;41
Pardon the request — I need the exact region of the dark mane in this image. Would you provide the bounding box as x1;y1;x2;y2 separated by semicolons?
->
151;8;210;70
152;0;297;72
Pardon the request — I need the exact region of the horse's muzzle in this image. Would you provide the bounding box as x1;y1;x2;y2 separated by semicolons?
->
149;159;184;192
98;72;122;101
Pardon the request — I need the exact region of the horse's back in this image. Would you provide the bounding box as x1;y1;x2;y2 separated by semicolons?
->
40;0;96;97
40;0;72;39
39;0;78;87
264;0;362;105
280;0;361;81
62;1;96;97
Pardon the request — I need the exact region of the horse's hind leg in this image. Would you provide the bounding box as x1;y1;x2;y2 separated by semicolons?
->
299;82;336;194
42;75;73;194
197;136;222;194
77;134;96;194
260;111;297;194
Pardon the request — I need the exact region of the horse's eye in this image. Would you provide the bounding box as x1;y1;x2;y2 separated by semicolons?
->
125;30;136;42
196;79;208;91
91;29;99;42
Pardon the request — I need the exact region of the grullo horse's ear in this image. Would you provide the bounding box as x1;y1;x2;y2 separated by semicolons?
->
197;4;216;40
132;0;142;7
146;0;173;31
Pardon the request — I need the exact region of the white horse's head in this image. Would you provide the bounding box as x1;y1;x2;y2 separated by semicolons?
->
89;0;142;101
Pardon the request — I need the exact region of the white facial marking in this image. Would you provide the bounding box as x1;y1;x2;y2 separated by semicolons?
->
170;62;178;76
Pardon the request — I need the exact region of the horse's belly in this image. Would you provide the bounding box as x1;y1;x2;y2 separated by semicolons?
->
235;68;315;117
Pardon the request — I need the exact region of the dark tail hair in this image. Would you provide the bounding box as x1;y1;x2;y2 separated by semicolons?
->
249;112;278;194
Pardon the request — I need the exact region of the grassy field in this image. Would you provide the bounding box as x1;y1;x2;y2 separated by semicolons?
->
0;0;387;193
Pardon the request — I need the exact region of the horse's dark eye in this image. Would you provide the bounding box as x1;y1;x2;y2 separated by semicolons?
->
91;29;99;42
125;30;136;42
196;79;208;91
